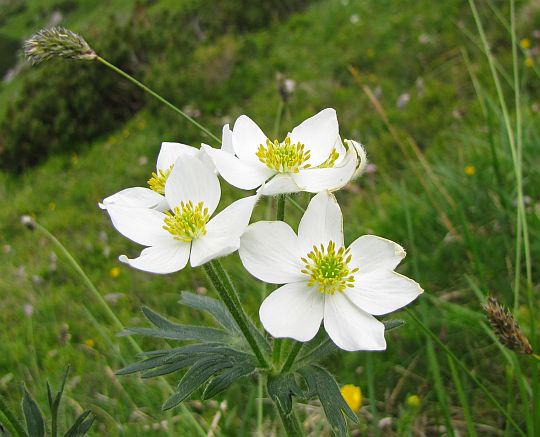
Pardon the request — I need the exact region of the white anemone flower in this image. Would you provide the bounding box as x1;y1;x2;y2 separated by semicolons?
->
103;153;258;274
202;108;366;196
100;125;233;211
239;191;422;351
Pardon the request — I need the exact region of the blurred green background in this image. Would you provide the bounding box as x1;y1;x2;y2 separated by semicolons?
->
1;0;540;435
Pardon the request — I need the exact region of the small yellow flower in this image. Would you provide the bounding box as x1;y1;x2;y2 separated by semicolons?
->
520;38;531;49
71;153;78;164
406;394;421;409
48;202;56;211
464;165;476;176
525;57;534;68
110;267;121;278
341;384;362;413
84;338;95;348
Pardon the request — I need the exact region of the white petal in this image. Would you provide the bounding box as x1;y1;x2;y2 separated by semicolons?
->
347;271;423;316
348;235;406;273
202;145;273;190
259;282;324;342
165;153;221;216
190;195;258;267
323;292;386;351
239;221;305;284
221;124;234;154
346;139;368;179
100;187;167;211
119;242;190;274
292;148;357;193
232;115;269;164
258;174;301;195
157;142;199;172
198;144;217;173
105;204;171;246
289;108;339;167
298;191;344;255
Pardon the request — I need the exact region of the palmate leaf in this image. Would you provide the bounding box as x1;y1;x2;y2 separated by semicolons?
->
119;306;233;343
298;365;358;437
267;373;304;415
179;291;240;334
162;356;234;410
22;389;45;437
203;362;256;400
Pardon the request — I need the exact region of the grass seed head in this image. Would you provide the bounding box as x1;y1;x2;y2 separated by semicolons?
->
484;296;532;355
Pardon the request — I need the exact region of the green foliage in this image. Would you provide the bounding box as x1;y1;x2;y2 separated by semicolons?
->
0;368;94;437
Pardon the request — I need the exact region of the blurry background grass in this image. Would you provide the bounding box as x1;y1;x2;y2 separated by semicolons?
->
1;0;540;435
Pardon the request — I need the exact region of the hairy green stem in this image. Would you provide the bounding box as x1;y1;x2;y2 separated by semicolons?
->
95;56;220;144
205;261;268;368
276;404;303;437
281;342;303;373
277;195;286;221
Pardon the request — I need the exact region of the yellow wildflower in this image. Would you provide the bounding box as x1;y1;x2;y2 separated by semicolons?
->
48;202;56;211
341;384;362;413
110;267;121;278
406;394;421;409
520;38;531;49
464;165;476;176
84;338;95;348
525;57;534;68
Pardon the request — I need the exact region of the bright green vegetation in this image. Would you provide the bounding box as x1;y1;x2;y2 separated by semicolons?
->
1;0;540;435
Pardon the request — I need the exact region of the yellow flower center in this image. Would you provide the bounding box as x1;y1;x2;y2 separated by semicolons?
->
301;240;358;295
148;166;173;194
256;137;311;173
163;201;210;242
318;148;339;168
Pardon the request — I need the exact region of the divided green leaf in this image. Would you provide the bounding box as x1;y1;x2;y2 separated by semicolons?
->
267;373;304;415
298;365;358;437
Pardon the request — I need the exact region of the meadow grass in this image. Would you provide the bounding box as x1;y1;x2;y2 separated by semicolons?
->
1;0;540;435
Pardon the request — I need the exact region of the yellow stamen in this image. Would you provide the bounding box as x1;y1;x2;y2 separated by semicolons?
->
301;240;358;295
163;201;209;242
148;165;173;194
256;137;311;173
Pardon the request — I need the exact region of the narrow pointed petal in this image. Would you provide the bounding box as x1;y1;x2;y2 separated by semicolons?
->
239;221;305;284
105;204;171;246
298;191;343;254
323;292;386;351
348;235;406;273
202;145;273;190
292;148;357;193
100;187;167;211
119;242;190;274
232;115;269;164
259;282;324;341
258;174;301;195
165;153;221;216
157;142;199;172
289;108;339;167
347;271;423;315
221;124;234;154
190;195;258;267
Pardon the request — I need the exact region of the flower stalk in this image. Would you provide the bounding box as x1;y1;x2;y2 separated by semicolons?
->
204;261;269;368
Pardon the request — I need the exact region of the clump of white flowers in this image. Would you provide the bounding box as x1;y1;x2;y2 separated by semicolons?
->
23;25;423;437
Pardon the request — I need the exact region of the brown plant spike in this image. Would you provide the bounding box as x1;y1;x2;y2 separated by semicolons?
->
484;296;532;355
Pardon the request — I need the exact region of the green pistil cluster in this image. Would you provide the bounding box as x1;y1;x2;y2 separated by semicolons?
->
301;241;358;295
163;201;210;242
256;137;311;173
148;166;173;194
